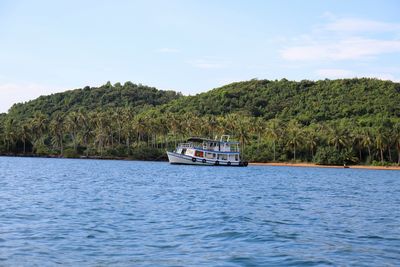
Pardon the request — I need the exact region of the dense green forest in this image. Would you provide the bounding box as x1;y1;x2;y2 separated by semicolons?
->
1;78;399;165
7;81;181;119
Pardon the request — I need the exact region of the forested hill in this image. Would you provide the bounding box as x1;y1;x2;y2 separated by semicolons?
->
6;78;400;122
1;78;399;165
7;81;182;119
162;78;400;123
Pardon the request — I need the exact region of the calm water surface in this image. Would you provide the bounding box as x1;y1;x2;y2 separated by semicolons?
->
0;157;399;266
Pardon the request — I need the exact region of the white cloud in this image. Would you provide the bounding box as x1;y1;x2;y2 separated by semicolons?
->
325;18;400;33
0;83;65;113
189;59;228;69
320;11;337;20
280;15;400;62
156;48;180;53
316;68;354;79
281;38;400;61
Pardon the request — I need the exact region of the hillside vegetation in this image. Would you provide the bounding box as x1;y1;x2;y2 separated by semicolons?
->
1;78;399;165
7;81;182;119
162;78;399;122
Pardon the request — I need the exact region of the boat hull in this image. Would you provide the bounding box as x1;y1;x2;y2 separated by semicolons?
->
167;151;247;167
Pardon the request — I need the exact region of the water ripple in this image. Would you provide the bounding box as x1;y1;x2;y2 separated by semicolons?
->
0;157;399;266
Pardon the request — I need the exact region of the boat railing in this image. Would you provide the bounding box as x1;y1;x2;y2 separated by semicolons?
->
178;142;194;148
220;135;230;142
230;146;239;152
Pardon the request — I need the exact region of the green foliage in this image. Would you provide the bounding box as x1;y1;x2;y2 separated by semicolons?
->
162;78;400;122
129;147;166;161
313;147;345;165
34;143;52;156
0;78;399;165
371;160;394;166
62;148;79;158
7;81;182;120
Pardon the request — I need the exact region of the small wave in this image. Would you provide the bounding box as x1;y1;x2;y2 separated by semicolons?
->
204;231;244;240
145;244;180;249
358;235;399;241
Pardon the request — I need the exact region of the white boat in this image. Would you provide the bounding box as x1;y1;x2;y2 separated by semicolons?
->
167;135;248;167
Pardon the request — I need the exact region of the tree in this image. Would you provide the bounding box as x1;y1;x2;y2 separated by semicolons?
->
304;124;320;159
4;117;17;152
361;127;374;162
392;122;400;165
236;115;250;155
0;78;399;164
31;112;48;152
65;111;81;153
286;120;304;161
328;122;348;151
49;112;64;155
265;119;281;161
78;111;92;156
375;126;388;163
91;111;108;155
251;117;265;151
14;122;31;154
120;108;134;151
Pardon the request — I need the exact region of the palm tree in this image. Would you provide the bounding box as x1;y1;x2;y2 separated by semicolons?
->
286;120;304;161
352;126;364;162
91;111;108;155
182;112;197;137
361;127;373;162
4;117;17;153
393;122;400;165
112;107;125;145
236;115;250;155
265;118;281;161
375;127;387;163
121;109;134;151
78;111;92;156
166;113;180;147
207;115;218;139
117;108;133;151
31;112;48;152
386;123;395;163
13;122;29;154
104;109;115;149
304;125;320;159
251;117;265;151
49;112;64;155
149;110;167;148
328;123;348;151
66;112;81;152
223;113;239;137
132;115;147;147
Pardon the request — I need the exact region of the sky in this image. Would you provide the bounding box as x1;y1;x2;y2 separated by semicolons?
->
0;0;400;112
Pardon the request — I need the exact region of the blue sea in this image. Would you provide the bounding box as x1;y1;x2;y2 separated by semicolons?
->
0;157;399;266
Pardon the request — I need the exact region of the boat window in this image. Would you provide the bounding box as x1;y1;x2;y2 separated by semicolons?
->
206;153;216;159
181;148;186;155
235;154;239;161
221;154;228;160
195;150;204;157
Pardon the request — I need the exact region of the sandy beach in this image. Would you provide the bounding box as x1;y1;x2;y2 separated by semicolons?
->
250;162;400;171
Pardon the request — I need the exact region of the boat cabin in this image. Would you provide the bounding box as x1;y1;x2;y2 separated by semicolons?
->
174;135;240;162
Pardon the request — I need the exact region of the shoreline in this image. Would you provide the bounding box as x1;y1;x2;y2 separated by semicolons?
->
1;154;399;170
250;162;400;171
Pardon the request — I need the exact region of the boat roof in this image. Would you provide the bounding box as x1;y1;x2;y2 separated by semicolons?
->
187;137;239;144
